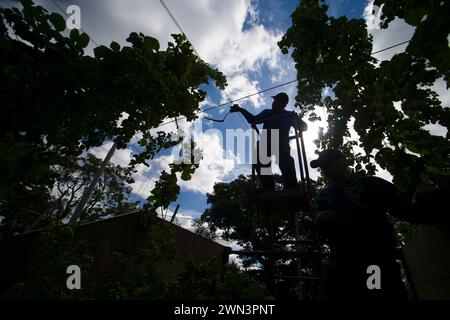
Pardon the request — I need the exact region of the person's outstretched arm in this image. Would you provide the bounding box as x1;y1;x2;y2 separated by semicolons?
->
230;104;269;125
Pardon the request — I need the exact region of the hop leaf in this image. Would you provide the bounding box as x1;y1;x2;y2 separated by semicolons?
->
49;12;65;32
144;36;160;52
78;32;90;49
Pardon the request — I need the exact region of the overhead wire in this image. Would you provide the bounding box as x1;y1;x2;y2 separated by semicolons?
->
156;38;412;128
46;0;413;130
47;0;100;47
46;0;298;130
158;0;201;57
45;0;415;221
157;154;212;195
155;0;412;127
137;0;417;211
158;0;251;132
158;79;300;128
371;40;410;55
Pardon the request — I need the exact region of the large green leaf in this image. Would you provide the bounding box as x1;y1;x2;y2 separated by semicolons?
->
49;12;65;32
93;45;110;58
110;41;120;52
144;36;160;52
78;32;90;49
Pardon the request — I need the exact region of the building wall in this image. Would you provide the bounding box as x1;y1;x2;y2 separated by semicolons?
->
0;212;230;292
402;224;450;299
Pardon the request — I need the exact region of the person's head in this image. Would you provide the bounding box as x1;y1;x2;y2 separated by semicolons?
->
310;149;347;182
271;92;289;111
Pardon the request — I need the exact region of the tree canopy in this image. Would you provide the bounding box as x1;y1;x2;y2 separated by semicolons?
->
278;0;449;192
0;0;226;234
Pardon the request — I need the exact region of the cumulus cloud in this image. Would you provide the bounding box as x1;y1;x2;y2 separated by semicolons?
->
132;154;175;199
89;141;132;168
210;24;283;75
38;0;284;80
221;74;264;108
13;0;446;233
26;0;321;224
177;130;236;194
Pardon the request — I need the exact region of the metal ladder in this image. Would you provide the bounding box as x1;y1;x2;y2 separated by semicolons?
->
231;126;323;299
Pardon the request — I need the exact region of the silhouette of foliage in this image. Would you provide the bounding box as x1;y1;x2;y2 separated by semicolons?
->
0;0;226;235
197;175;321;299
278;0;449;193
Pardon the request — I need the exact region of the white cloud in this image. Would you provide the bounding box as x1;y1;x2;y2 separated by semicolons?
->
131;153;175;199
210;24;283;76
18;0;447;229
178;130;236;194
221;74;264;108
88;141;132;168
81;0;285;195
39;0;285;82
29;0;317;216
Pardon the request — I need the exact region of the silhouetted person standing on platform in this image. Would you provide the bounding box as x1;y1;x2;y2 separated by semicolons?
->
230;92;307;191
310;149;412;300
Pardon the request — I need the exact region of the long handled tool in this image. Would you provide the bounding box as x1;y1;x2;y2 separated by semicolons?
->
204;111;231;123
205;105;260;134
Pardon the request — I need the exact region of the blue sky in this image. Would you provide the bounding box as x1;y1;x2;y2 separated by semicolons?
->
7;0;447;234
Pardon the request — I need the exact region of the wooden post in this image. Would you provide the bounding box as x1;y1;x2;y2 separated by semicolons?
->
70;142;117;224
293;128;305;183
170;204;180;223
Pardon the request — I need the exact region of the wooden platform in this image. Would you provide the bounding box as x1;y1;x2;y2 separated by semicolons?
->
253;188;310;213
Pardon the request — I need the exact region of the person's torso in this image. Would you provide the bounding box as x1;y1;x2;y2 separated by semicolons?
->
316;176;399;261
260;110;294;149
262;110;293;138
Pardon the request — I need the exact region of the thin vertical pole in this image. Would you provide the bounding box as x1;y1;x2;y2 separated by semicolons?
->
299;132;310;182
294;127;305;183
170;204;180;223
70;142;117;224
